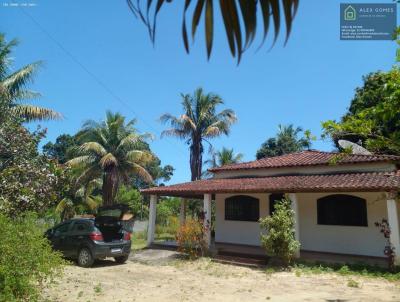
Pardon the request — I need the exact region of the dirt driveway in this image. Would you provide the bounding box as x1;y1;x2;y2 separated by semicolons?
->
43;249;400;302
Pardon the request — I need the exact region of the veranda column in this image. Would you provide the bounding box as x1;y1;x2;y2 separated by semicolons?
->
203;193;212;249
386;192;400;265
147;195;157;247
288;193;300;258
179;198;186;225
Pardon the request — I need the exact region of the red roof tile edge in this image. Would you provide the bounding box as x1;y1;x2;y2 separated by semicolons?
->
141;172;400;196
209;150;400;172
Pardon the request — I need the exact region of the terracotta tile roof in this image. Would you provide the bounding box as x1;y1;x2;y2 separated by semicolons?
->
209;150;400;172
141;172;400;197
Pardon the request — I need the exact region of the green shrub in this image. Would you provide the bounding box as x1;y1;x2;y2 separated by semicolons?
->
259;198;300;266
0;213;65;302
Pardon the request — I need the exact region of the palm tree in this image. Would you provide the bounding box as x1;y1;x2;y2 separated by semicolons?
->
256;124;312;159
0;33;61;121
56;179;102;221
127;0;299;63
67;111;154;205
161;88;237;181
206;147;243;168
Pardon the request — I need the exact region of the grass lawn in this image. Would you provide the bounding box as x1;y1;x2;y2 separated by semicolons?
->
132;237;147;250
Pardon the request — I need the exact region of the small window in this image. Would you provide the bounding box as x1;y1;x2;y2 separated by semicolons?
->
269;193;285;215
317;194;368;226
225;195;259;222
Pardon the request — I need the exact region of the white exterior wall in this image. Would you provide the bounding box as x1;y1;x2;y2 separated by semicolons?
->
215;192;388;257
215;193;268;246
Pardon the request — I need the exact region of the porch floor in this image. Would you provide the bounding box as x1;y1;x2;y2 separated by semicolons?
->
150;240;387;267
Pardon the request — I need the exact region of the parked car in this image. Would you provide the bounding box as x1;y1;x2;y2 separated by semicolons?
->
45;204;132;267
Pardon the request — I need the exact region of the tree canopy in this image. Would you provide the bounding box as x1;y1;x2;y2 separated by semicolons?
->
256;124;312;159
322;68;400;155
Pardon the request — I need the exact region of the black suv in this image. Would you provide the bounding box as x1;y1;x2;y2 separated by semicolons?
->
45;205;132;267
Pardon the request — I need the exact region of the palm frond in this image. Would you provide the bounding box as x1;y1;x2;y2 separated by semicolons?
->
99;153;118;168
11;104;62;121
126;150;153;163
12;90;42;101
127;0;299;63
2;61;42;96
127;161;153;184
55;197;74;213
160;128;189;139
66;155;95;167
79;142;107;157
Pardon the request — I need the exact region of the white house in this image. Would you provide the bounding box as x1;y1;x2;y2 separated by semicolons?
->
141;151;400;264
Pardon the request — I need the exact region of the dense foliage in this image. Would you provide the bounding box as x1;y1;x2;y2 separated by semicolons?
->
0;119;61;216
0;214;65;302
322;68;400;155
256;124;313;159
42;134;78;164
260;198;300;266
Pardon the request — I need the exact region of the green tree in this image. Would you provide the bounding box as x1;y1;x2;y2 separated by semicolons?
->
259;198;300;266
256;124;312;159
206;147;243;167
161;88;237;181
322;68;400;155
56;175;102;221
42;134;78;164
0;33;61;121
67;111;154;205
115;185;147;219
127;0;299;63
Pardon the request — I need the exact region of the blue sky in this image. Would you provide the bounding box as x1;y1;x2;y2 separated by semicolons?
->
1;0;397;184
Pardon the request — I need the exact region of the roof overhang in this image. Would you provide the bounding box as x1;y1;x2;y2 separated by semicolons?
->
141;172;400;198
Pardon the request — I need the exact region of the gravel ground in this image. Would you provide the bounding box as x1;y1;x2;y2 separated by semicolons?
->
42;249;400;302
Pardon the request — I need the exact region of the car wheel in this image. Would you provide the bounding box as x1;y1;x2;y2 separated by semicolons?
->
114;255;129;264
77;248;94;268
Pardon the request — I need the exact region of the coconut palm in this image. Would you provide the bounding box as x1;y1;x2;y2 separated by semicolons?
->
127;0;299;63
0;33;61;121
206;147;243;168
67;111;154;205
160;88;237;181
56;179;102;221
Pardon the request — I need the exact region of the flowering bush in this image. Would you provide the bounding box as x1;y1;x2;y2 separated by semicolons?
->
0;119;63;217
175;218;207;259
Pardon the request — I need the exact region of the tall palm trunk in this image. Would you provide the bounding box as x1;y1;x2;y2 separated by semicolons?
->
190;137;203;181
102;166;119;205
